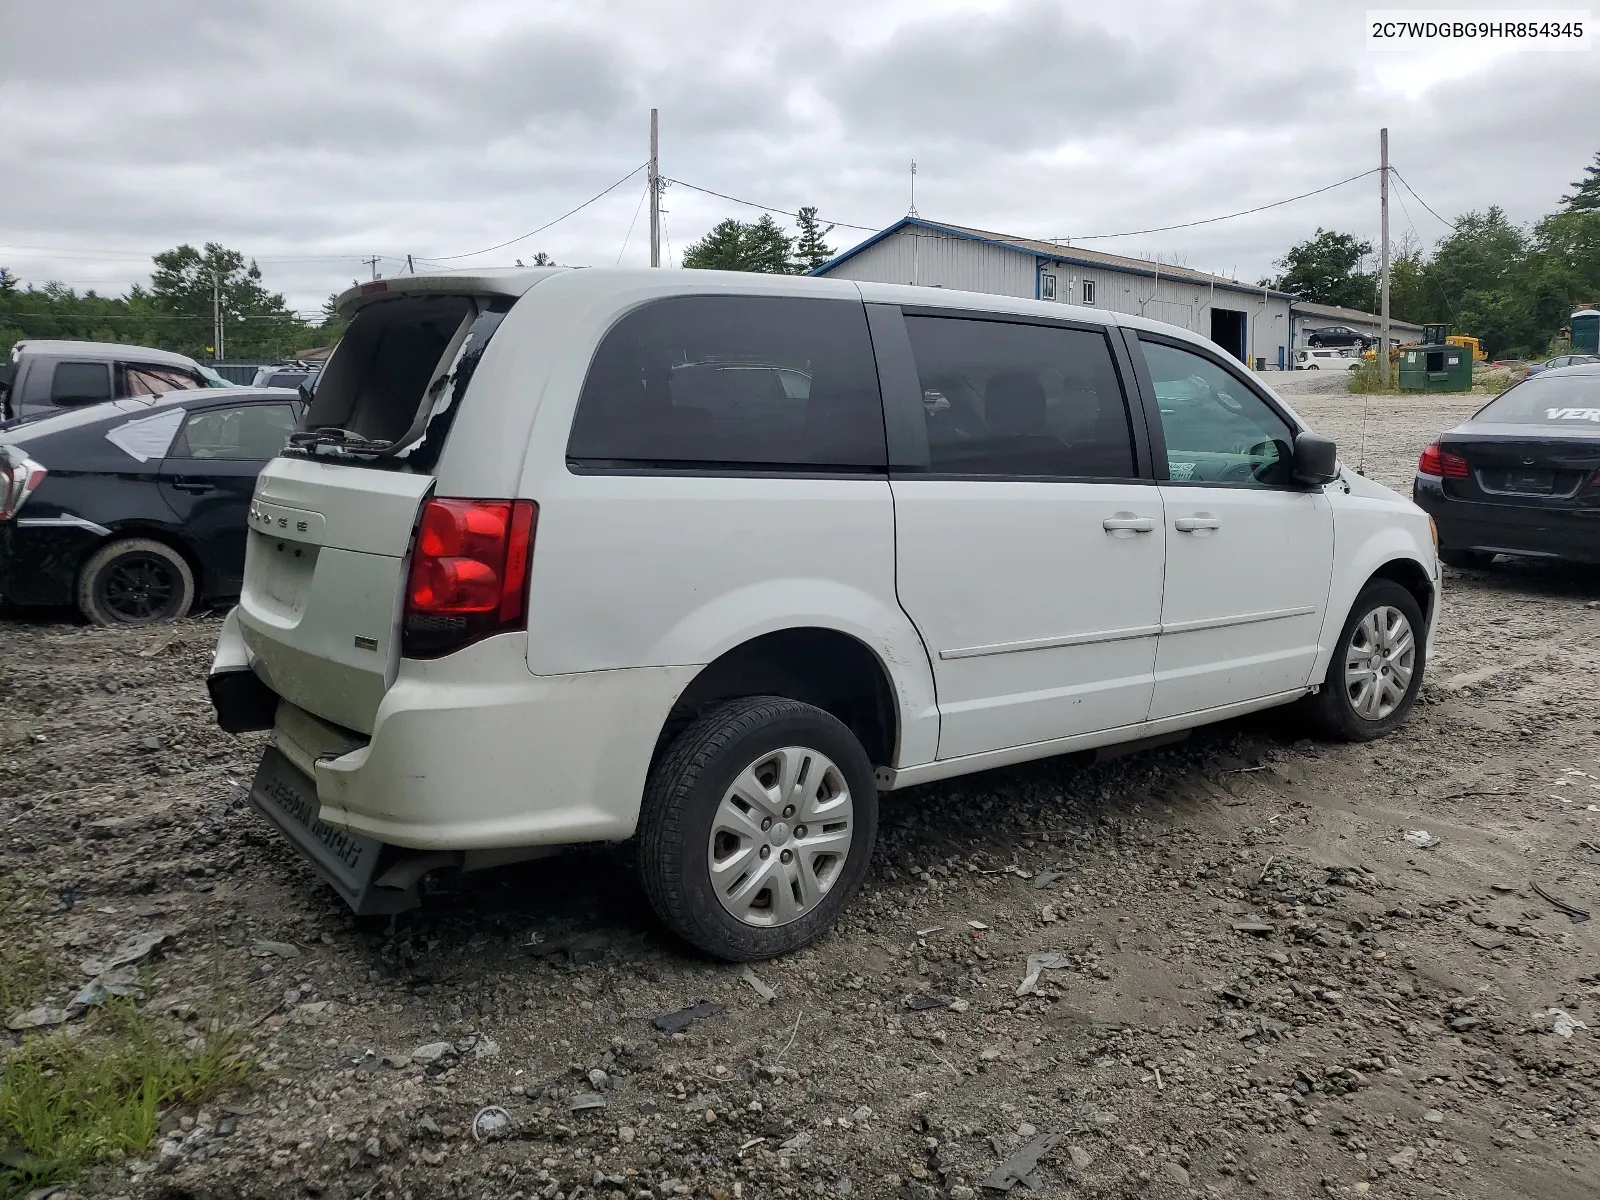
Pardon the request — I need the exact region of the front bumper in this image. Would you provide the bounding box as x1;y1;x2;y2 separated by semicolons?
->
1413;476;1600;563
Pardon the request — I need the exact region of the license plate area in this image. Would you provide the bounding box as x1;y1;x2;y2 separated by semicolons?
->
1504;469;1554;495
249;747;414;914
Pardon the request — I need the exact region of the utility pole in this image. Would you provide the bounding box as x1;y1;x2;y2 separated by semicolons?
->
1379;127;1391;390
908;161;918;217
211;269;223;362
649;108;661;268
363;255;381;281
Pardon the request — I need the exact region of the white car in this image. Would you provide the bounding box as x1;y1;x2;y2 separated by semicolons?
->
1295;347;1360;371
209;268;1440;960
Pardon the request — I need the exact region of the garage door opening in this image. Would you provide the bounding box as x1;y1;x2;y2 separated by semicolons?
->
1210;309;1247;363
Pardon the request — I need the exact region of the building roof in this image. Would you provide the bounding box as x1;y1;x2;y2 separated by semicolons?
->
1290;300;1425;330
812;217;1296;300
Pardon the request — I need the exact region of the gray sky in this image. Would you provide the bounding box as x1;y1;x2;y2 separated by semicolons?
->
1;0;1595;317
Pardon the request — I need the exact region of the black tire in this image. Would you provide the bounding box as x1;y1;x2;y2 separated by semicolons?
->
76;538;195;626
637;696;878;962
1308;337;1324;348
1303;579;1426;742
1439;547;1492;570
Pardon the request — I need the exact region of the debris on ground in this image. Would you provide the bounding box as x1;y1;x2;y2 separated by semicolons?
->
979;1132;1063;1191
1531;881;1591;922
1015;952;1068;996
1403;829;1442;849
650;1000;727;1034
741;966;777;1002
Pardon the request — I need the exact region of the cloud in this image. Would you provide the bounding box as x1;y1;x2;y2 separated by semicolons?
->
0;0;1595;314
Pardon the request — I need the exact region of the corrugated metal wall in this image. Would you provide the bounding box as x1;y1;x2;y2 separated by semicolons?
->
822;228;1036;297
823;229;1295;368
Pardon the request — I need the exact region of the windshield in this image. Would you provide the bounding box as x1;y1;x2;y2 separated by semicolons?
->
1474;373;1600;425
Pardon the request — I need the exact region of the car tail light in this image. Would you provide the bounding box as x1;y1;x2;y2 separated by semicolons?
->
1417;443;1468;479
0;448;47;521
402;497;537;658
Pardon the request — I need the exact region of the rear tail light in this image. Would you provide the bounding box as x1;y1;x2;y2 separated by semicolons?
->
1417;443;1468;479
402;497;537;658
0;448;47;521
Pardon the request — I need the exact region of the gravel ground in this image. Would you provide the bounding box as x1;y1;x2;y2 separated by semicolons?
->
4;382;1600;1200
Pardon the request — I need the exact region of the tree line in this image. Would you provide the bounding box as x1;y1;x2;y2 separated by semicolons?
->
1270;151;1600;359
0;243;342;365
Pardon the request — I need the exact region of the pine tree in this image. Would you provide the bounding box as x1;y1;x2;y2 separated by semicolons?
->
682;215;794;273
1561;150;1600;211
792;206;835;272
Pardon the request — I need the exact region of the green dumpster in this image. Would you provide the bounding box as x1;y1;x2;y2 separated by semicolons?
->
1397;344;1472;393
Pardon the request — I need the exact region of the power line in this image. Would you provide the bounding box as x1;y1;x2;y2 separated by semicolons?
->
417;164;647;262
1059;169;1382;241
1390;169;1458;230
617;178;650;265
664;179;880;232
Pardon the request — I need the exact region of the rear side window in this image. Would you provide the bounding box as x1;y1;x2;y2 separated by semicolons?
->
174;403;297;460
903;316;1135;478
51;361;113;405
568;296;886;469
124;363;202;396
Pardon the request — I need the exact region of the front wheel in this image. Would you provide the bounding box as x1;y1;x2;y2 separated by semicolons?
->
1302;580;1426;742
637;696;878;961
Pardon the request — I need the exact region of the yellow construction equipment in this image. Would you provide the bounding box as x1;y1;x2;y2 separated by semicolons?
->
1445;335;1486;363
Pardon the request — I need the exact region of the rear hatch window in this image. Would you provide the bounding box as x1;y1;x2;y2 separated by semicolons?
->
291;294;511;472
1474;374;1600;425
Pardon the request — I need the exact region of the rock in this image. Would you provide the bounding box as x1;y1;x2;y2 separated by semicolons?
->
1450;1016;1482;1032
851;1105;873;1123
250;940;300;959
950;1188;976;1200
1068;1145;1092;1169
6;1006;70;1031
473;1035;500;1059
1231;921;1275;936
1424;1109;1444;1123
411;1041;452;1065
1162;1162;1190;1187
1387;1146;1417;1170
1402;830;1441;850
619;1126;636;1144
589;1068;611;1090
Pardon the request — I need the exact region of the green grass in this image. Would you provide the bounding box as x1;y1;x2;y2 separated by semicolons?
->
1;886;252;1199
1347;361;1400;395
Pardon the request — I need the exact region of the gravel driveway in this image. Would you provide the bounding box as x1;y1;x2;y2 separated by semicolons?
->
3;382;1598;1200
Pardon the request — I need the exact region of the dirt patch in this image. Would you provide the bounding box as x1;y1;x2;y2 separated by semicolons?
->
2;390;1599;1200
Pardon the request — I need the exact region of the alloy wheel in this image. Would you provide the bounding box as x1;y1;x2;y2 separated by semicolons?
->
98;554;179;622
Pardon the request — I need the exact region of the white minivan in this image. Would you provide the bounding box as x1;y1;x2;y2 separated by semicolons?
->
209;268;1439;960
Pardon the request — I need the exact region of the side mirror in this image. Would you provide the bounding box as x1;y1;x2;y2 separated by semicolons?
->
1291;431;1338;486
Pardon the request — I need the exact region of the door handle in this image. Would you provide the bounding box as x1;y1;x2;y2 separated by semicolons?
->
1102;514;1156;533
169;477;215;494
1174;515;1221;532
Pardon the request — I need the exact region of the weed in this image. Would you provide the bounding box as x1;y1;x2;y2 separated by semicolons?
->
0;999;251;1198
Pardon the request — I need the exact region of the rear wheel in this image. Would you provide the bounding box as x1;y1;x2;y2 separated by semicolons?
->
76;538;195;626
1303;580;1425;742
637;696;878;961
1438;547;1492;569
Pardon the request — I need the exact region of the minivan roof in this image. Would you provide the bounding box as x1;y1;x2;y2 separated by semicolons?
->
332;266;1242;366
11;340;202;368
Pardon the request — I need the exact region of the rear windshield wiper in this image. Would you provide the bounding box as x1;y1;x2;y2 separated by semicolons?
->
287;427;394;457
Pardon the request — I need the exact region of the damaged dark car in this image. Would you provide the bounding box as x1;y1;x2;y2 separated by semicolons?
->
0;389;301;624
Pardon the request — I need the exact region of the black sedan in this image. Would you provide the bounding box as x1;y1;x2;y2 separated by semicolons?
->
0;388;300;623
1413;364;1600;567
1306;325;1373;349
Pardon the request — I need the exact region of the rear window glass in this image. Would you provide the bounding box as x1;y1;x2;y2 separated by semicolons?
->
52;361;113;405
1475;374;1600;425
264;372;310;389
567;296;886;469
